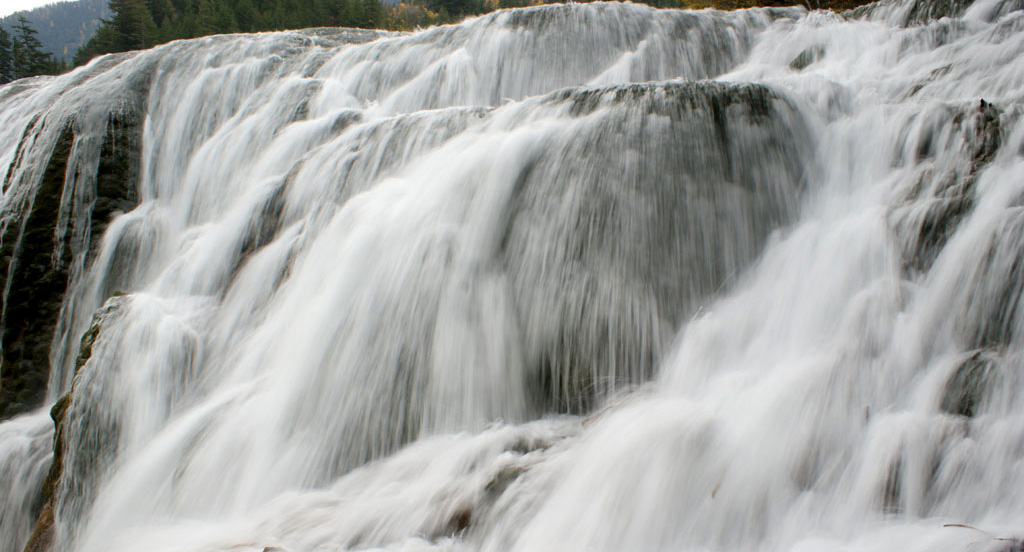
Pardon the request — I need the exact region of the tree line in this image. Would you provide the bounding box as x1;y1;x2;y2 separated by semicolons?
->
73;0;463;65
4;0;858;82
4;0;496;81
0;17;66;84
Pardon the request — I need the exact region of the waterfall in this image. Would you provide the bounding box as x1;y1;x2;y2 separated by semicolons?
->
1;0;1023;551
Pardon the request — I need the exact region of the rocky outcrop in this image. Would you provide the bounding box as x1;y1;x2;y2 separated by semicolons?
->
789;45;826;70
20;296;124;552
502;82;811;413
0;124;77;420
0;110;142;421
940;349;998;418
845;0;973;24
900;0;974;25
893;99;1002;276
848;0;1022;24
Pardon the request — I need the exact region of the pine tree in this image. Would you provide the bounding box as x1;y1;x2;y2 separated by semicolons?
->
361;0;385;28
340;0;365;27
109;0;157;50
195;0;219;35
0;27;13;84
234;0;257;31
212;0;239;33
147;0;177;27
234;0;258;30
12;17;52;78
310;0;332;25
73;23;116;65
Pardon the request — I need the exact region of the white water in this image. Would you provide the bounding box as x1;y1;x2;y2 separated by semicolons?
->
1;1;1024;552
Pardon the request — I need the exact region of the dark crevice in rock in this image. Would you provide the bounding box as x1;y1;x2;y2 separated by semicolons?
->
88;114;143;266
0;124;77;420
0;108;142;421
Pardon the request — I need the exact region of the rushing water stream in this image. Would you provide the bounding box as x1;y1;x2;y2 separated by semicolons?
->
1;0;1024;551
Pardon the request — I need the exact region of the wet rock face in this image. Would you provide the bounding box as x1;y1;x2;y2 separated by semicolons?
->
20;296;124;552
940;350;998;418
901;0;975;25
0;112;141;421
21;503;55;552
90;115;142;264
844;0;974;24
789;45;826;71
502;82;810;413
0;124;77;420
893;99;1002;277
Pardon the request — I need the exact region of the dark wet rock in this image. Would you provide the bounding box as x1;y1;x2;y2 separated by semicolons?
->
89;114;142;262
419;501;474;542
21;297;126;552
902;0;974;25
882;454;903;513
961;99;1002;167
992;538;1024;552
439;507;472;538
941;350;999;418
39;395;72;500
0;109;142;421
20;503;54;552
0;123;76;421
907;64;952;98
845;0;974;24
957;210;1024;349
504;434;555;456
844;2;881;19
506;82;810;414
894;99;1003;275
239;184;289;259
484;465;529;501
789;45;826;70
901;173;971;274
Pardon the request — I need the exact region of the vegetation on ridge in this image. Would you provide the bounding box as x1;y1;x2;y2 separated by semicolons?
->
72;0;875;66
0;0;878;85
0;17;66;84
0;0;110;63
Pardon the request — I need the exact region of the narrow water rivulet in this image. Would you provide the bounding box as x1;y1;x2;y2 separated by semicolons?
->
1;1;1024;551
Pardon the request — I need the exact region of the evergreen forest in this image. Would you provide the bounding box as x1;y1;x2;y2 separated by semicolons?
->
0;17;66;84
4;0;862;83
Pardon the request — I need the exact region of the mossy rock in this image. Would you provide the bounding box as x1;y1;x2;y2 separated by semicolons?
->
0;109;142;421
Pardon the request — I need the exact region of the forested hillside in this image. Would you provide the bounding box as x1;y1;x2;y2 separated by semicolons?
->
73;0;870;65
3;0;877;78
0;17;66;83
73;0;459;64
0;0;109;61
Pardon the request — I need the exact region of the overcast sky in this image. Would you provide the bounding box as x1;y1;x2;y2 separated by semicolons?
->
0;0;64;19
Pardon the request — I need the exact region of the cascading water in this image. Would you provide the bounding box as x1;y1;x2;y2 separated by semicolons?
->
1;0;1023;551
